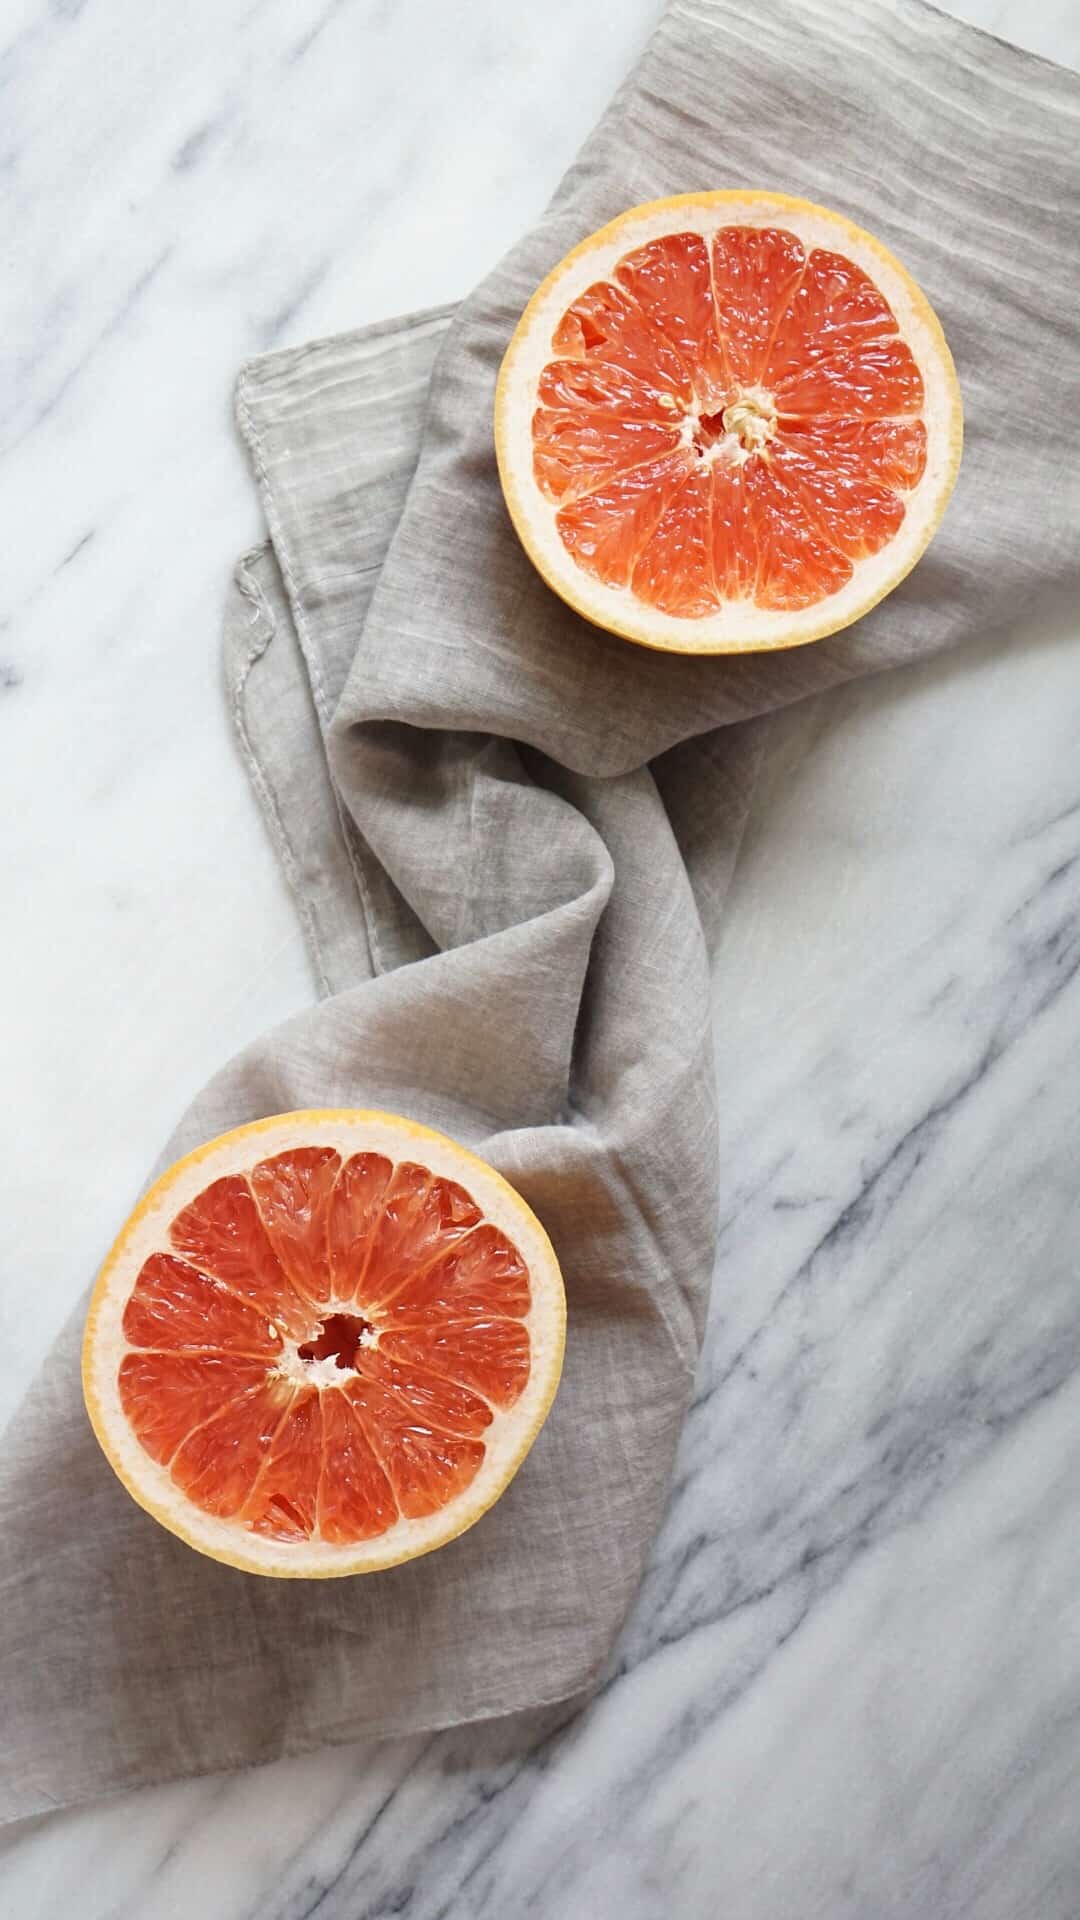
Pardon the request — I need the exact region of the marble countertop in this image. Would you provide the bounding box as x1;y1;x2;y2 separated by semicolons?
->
4;0;1080;1913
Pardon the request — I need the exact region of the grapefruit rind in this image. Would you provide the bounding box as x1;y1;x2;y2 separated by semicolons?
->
82;1110;566;1578
494;190;963;655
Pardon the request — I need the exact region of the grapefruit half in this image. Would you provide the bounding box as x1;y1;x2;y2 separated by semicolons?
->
495;191;962;654
82;1111;565;1577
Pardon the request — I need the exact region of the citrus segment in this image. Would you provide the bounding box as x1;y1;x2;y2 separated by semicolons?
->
169;1175;312;1338
533;403;681;504
766;248;917;395
552;280;690;399
348;1380;487;1520
326;1151;393;1300
380;1318;531;1410
495;192;962;652
117;1351;272;1466
249;1147;342;1308
746;459;853;609
243;1389;324;1540
772;416;928;496
356;1165;482;1311
555;450;693;589
170;1381;298;1521
378;1222;532;1320
631;462;716;616
614;233;726;405
83;1112;565;1577
318;1390;398;1544
772;441;904;562
121;1252;282;1356
709;223;806;386
359;1348;493;1435
711;461;756;601
773;335;924;418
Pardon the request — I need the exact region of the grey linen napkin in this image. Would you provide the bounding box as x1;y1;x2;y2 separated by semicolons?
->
3;0;1079;1822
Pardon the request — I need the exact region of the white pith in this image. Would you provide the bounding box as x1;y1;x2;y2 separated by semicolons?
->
496;194;962;654
84;1111;566;1578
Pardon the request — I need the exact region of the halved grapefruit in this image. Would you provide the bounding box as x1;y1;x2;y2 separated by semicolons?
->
495;191;962;654
82;1111;565;1577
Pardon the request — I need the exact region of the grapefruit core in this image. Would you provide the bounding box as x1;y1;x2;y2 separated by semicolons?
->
495;191;963;654
82;1111;566;1577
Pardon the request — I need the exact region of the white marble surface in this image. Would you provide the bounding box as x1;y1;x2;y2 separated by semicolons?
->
4;0;1080;1913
